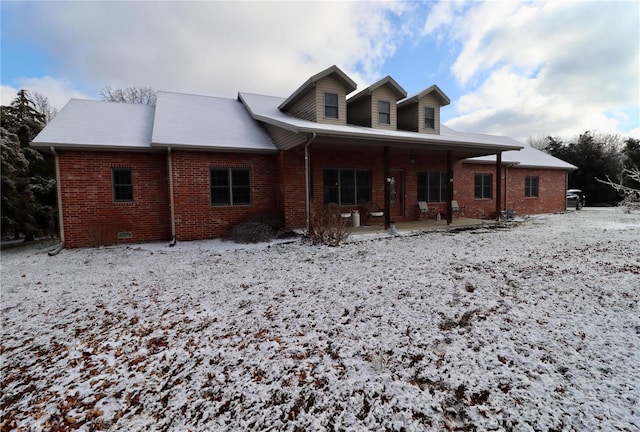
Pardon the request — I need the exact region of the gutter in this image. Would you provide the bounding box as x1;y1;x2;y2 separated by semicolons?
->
304;133;317;231
48;146;65;256
167;147;177;246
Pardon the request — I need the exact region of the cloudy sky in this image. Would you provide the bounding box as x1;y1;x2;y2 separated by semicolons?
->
2;0;639;142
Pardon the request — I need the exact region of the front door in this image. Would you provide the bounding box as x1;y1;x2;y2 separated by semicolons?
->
389;169;404;218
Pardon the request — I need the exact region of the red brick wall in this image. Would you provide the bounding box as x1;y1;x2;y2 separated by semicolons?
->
171;150;280;241
458;163;568;218
278;149;307;230
58;150;171;248
308;147;452;223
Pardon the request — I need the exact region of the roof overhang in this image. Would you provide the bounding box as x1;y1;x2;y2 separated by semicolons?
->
347;76;407;104
278;65;358;111
398;84;451;107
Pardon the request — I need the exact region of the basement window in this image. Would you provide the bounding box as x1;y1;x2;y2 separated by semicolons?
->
210;168;251;206
112;168;133;202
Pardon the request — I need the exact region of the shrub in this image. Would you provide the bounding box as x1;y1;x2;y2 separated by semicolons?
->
305;207;351;247
225;212;296;244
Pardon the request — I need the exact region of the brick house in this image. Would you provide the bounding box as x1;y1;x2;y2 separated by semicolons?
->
32;65;575;248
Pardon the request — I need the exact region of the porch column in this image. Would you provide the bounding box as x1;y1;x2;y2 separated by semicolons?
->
446;150;453;225
384;146;390;229
495;152;502;220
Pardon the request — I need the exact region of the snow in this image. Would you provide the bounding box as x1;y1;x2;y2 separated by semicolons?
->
2;208;639;431
151;92;277;152
238;92;524;153
31;99;154;149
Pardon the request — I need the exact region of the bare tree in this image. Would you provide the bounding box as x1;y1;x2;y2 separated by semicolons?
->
31;91;58;123
100;85;157;105
597;168;640;212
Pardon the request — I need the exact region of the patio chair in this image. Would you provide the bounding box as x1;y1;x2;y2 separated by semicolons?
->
326;202;352;226
451;200;465;218
364;201;384;225
418;201;431;220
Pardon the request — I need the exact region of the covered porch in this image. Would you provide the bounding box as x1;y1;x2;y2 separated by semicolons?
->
348;216;498;236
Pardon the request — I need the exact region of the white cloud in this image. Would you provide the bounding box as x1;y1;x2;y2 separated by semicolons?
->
425;1;640;140
5;2;407;100
1;76;90;110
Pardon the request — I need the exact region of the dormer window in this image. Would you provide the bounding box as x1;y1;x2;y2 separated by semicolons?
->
325;92;339;118
424;107;435;129
378;100;390;124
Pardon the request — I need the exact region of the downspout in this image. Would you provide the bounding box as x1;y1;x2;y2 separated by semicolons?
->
304;133;317;232
167;147;177;246
48;146;65;256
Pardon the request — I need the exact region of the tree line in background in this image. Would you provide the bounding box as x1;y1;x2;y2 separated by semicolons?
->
1;87;638;242
530;132;640;206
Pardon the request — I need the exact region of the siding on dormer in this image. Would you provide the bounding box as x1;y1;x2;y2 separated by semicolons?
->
315;76;348;125
418;93;441;135
371;87;398;131
288;89;317;122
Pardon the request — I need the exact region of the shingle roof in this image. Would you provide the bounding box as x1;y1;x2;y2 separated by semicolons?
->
239;92;523;154
151;92;277;152
31;99;154;149
398;84;451;107
463;142;578;170
32;93;278;152
278;65;358;111
347;76;407;104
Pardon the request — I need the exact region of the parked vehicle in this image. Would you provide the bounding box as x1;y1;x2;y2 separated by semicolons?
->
566;189;586;210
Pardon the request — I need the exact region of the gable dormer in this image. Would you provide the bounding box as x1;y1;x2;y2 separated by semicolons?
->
346;76;407;130
397;85;450;135
278;65;357;125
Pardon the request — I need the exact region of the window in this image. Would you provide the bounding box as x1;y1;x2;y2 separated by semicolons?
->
424;107;435;129
474;173;493;199
417;171;448;203
324;92;339;119
525;176;539;197
210;168;251;206
112;168;133;202
323;169;371;205
378;100;390;124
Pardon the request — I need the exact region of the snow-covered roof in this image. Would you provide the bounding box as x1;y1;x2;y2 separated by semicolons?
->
278;65;357;111
398;84;451;107
347;76;407;104
462;137;577;170
151;92;277;152
31;99;154;149
239;92;523;153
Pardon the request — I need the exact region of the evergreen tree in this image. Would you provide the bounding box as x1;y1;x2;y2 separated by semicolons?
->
545;131;624;205
1;90;56;240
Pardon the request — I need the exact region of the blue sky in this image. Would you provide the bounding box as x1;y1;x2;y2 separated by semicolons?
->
2;1;639;142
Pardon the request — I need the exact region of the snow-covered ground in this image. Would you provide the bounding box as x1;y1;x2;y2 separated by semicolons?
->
1;208;639;431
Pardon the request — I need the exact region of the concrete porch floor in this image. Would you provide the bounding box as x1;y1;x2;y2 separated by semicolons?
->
352;217;497;235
